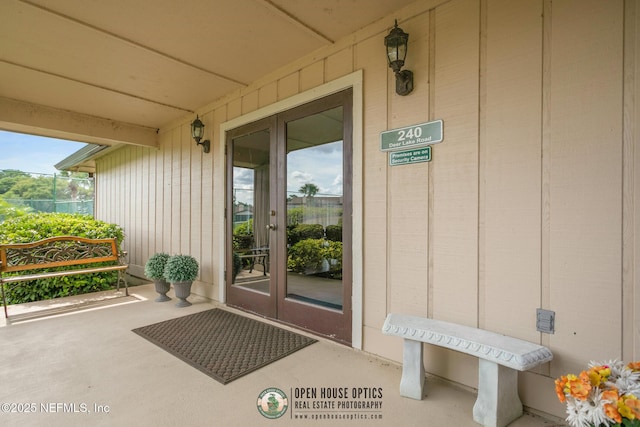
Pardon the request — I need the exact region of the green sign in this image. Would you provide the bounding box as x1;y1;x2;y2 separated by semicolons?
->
389;147;432;166
380;120;443;151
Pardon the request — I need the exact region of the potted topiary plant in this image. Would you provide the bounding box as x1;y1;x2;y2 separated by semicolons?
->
163;254;199;307
144;252;171;302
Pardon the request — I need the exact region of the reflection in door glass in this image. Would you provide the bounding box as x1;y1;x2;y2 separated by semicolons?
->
286;106;344;310
231;129;270;294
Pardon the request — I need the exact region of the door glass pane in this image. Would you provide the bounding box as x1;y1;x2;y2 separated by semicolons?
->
232;129;270;294
286;106;344;310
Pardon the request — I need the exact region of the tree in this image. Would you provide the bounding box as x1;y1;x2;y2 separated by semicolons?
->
299;183;319;198
0;170;94;201
0;170;30;194
3;175;54;199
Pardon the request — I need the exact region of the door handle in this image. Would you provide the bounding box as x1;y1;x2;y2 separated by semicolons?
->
266;224;277;230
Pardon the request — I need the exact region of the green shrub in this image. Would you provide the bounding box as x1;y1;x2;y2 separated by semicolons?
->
287;238;342;278
232;252;242;282
325;224;342;242
7;272;116;304
0;195;31;223
0;213;124;244
233;219;253;235
287;207;304;227
0;213;125;305
287;238;324;273
233;234;254;250
322;240;343;278
287;223;324;246
233;219;254;250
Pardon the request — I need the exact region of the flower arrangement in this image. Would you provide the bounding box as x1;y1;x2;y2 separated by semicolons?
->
555;360;640;427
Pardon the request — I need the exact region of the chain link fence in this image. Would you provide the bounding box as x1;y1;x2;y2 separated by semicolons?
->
0;171;94;221
4;199;94;215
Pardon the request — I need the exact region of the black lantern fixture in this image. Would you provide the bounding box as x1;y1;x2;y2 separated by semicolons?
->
385;20;413;96
190;115;210;153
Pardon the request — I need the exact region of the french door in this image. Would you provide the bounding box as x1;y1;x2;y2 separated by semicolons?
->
225;89;352;345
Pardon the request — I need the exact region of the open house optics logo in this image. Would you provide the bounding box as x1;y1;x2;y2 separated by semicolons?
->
257;388;289;419
258;386;384;421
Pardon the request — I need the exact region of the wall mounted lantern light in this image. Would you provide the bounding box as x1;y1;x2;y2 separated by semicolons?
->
385;20;413;96
190;115;210;153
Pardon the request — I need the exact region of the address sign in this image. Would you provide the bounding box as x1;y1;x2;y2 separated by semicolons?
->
380;120;443;152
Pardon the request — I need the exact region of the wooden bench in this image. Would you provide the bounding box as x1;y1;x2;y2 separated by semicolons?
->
0;236;128;320
382;313;553;427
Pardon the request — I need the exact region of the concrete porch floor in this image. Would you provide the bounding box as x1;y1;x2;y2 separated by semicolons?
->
0;283;565;427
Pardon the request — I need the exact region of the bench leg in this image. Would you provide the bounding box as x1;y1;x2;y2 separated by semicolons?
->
473;359;522;427
117;271;129;296
123;275;129;296
399;339;425;400
1;282;7;319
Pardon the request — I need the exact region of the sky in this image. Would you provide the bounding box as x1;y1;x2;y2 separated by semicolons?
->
233;141;343;206
0;130;87;175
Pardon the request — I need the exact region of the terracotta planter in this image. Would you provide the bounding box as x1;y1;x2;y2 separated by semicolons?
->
154;279;171;302
173;281;193;307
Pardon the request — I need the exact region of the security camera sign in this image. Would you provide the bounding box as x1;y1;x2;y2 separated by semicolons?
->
380;120;443;152
389;147;431;166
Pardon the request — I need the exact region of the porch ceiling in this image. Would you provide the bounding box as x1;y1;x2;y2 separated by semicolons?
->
0;0;414;146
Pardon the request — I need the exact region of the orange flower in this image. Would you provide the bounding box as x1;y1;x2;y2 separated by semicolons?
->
555;376;568;403
567;373;592;400
602;389;620;403
605;402;623;423
628;361;640;372
625;395;640;419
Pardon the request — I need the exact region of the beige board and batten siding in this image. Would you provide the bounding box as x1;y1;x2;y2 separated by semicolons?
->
94;0;636;420
548;0;624;374
483;0;542;346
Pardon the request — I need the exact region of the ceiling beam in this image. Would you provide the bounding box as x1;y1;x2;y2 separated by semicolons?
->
0;97;158;147
1;59;195;115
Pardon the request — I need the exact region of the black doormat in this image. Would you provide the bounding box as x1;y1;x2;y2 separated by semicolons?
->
132;308;316;384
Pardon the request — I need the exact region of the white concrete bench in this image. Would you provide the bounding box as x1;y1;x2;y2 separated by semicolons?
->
382;313;553;427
